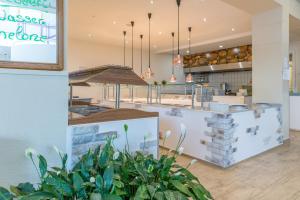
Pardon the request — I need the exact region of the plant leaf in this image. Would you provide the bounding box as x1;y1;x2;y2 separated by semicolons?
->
164;190;188;200
72;172;84;192
103;194;122;200
0;187;13;200
95;175;104;190
38;155;47;178
19;191;56;200
103;166;114;191
90;193;102;200
134;185;149;199
170;180;194;198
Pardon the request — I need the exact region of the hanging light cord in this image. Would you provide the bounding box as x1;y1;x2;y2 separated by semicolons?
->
177;0;181;55
188;27;192;73
131;21;134;69
123;31;126;66
172;32;175;74
148;13;152;69
140;34;143;75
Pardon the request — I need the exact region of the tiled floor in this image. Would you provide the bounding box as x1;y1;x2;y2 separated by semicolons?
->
172;131;300;200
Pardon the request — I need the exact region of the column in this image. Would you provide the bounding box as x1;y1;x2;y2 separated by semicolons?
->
252;7;290;139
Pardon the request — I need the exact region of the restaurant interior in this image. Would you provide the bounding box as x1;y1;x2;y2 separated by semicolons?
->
0;0;300;199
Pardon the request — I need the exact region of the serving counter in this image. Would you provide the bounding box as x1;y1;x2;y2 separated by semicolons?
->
102;101;283;168
67;65;159;168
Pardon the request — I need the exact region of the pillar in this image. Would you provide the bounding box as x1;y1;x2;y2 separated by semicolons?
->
252;7;290;139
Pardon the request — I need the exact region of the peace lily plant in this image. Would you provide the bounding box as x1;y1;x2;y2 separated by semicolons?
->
0;124;213;200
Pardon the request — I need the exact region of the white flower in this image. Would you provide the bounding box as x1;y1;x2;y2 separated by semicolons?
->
144;132;152;140
53;145;61;155
174;172;181;176
180;123;187;137
190;159;198;166
165;130;171;138
178;147;184;155
113;151;120;160
90;177;96;183
25;148;37;159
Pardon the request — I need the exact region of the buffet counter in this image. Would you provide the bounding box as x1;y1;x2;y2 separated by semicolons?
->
67;108;159;168
102;101;283;168
213;96;252;106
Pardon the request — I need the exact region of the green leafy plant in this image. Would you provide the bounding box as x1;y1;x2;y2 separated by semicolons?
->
0;124;213;200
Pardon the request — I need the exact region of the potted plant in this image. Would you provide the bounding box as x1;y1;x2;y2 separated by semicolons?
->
0;124;213;200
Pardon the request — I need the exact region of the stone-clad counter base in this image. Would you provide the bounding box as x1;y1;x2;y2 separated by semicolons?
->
108;102;283;168
67;109;159;169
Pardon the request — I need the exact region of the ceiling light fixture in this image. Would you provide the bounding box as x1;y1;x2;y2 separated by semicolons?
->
203;18;207;22
174;0;183;67
186;27;193;83
231;28;235;32
123;31;126;66
146;13;154;79
140;34;144;79
219;45;223;48
150;0;154;4
131;21;135;69
170;32;176;83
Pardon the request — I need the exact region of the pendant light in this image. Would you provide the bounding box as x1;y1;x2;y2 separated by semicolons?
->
146;13;154;79
174;0;183;67
123;31;126;66
170;32;176;83
131;21;134;69
186;27;193;83
140;34;145;79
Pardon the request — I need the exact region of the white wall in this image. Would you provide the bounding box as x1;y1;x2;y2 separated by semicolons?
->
68;38;185;102
252;7;290;139
0;1;69;187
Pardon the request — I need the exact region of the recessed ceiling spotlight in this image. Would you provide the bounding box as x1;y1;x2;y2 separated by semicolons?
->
231;28;235;32
150;0;154;4
158;31;162;35
233;48;240;54
219;45;224;48
113;21;117;25
203;18;207;22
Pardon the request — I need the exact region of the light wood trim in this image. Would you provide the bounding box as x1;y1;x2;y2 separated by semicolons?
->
0;0;64;71
69;109;159;125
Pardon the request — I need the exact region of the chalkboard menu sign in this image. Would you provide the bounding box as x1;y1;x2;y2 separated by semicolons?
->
0;0;64;70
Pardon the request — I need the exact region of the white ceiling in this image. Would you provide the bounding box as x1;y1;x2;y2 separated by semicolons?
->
69;0;252;54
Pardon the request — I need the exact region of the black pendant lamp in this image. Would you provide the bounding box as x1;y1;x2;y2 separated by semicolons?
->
140;34;145;79
170;32;176;83
174;0;183;67
131;21;134;69
123;31;126;66
186;27;193;83
146;13;154;79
